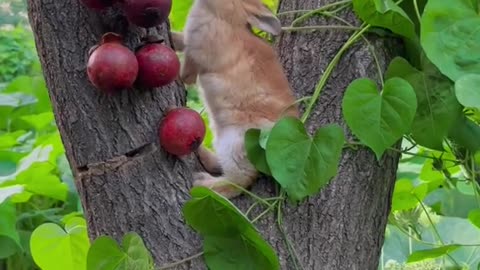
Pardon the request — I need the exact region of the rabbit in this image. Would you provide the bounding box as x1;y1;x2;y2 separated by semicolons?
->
174;0;300;198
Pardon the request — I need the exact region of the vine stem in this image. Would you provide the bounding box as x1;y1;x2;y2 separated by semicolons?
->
469;154;480;208
157;252;204;270
413;0;422;23
282;25;360;32
158;196;283;269
280;96;312;117
415;196;461;267
251;200;278;223
220;180;274;208
276;198;304;270
291;0;352;26
408;227;413;255
276;9;312;16
301;23;371;123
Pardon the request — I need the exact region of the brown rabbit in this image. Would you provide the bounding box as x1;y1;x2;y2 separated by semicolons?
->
173;0;299;198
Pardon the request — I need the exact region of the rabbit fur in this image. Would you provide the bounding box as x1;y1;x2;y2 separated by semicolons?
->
172;0;299;198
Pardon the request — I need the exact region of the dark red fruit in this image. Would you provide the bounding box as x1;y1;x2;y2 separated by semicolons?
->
80;0;116;10
87;33;139;94
123;0;172;28
158;108;206;156
135;42;180;88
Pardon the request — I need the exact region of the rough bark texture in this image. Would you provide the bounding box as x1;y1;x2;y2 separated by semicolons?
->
272;1;402;269
26;1;205;267
27;0;401;269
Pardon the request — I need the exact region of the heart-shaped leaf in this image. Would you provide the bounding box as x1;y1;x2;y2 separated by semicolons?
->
455;74;480;109
245;129;272;176
386;57;463;150
265;118;345;201
342;77;417;159
448;115;480;153
407;245;460;263
468;209;480;229
0;185;24;204
183;187;279;270
353;0;417;41
391;179;428;211
30;217;90;270
87;232;154;270
421;0;480;81
0;201;21;259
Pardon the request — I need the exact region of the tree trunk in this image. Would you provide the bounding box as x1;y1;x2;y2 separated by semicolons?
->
27;0;401;269
26;1;205;266
272;1;402;268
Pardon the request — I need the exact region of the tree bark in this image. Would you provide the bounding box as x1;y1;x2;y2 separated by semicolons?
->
26;1;205;267
27;0;401;269
271;1;402;268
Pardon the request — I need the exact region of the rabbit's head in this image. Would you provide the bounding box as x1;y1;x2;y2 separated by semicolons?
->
198;0;282;35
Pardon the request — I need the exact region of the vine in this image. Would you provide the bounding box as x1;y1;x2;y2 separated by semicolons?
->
158;0;480;269
25;0;479;269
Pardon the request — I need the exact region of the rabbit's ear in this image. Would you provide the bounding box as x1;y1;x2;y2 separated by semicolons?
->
243;3;282;35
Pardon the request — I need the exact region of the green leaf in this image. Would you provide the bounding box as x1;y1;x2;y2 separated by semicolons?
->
4;160;68;201
421;0;480;81
0;184;24;204
204;233;278;270
87;232;153;270
391;179;428;211
342;78;417;158
468;209;480;229
4;75;51;113
406;245;460;263
448;115;480;153
265;118;345;201
455;74;480;109
0;145;53;184
0;201;21;259
245;129;272;176
183;187;252;236
87;237;125;270
0;93;36;108
386;57;463;150
259;129;270;149
183;187;279;270
30;217;90;270
353;0;417;40
169;0;193;31
419;149;460;183
17;112;54;131
0;130;26;149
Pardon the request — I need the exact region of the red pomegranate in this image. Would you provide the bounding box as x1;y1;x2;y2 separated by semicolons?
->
123;0;172;28
158;108;206;156
87;33;139;94
135;42;180;88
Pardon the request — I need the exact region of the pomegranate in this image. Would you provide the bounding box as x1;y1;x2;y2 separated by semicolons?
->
158;108;206;156
87;32;139;94
135;41;180;88
80;0;116;10
123;0;172;28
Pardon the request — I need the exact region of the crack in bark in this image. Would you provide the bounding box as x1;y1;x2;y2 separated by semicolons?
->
77;143;157;177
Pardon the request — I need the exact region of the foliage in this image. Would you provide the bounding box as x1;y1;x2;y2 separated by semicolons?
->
0;24;40;83
87;232;154;270
0;0;29;26
183;187;279;270
342;77;417;159
171;0;480;269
